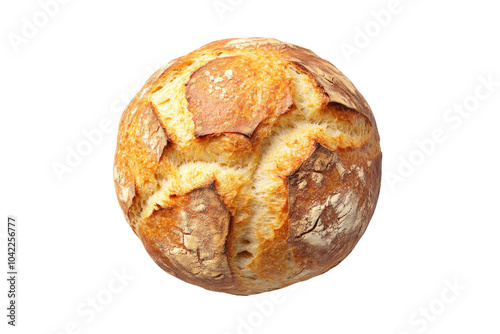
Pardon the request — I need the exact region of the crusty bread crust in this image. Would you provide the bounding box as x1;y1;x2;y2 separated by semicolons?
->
114;38;382;295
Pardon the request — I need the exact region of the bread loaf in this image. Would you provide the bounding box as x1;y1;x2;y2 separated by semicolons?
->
113;38;382;295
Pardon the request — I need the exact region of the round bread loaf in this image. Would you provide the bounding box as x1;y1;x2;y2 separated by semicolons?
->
113;38;382;295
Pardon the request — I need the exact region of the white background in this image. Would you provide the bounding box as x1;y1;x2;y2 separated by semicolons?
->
1;0;499;333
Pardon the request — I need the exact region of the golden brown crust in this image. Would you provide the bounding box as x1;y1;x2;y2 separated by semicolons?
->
114;37;382;295
113;101;169;226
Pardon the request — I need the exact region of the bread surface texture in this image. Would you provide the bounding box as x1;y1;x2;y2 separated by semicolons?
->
113;37;382;295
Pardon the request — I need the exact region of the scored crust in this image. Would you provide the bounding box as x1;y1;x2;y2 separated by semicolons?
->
114;37;382;295
285;141;381;283
114;99;169;228
186;55;293;137
137;183;237;292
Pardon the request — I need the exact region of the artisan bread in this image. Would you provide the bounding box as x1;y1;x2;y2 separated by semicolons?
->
113;38;382;295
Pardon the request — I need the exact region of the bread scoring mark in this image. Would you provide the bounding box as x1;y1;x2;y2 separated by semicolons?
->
287;60;355;110
282;44;375;126
185;55;293;138
287;144;363;250
113;165;136;222
138;183;234;287
138;103;169;161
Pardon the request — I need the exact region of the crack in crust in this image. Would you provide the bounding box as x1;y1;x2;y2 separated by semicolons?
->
295;207;326;239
